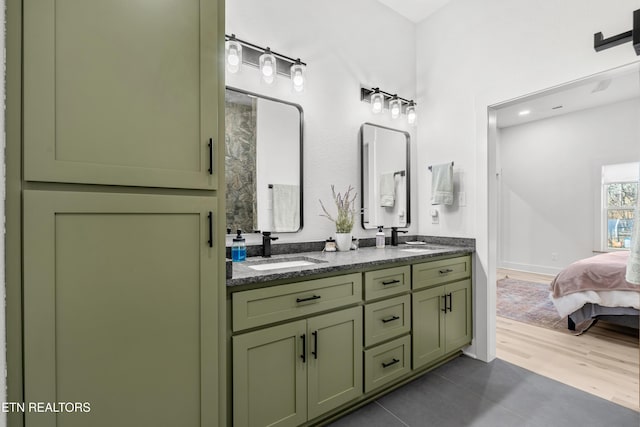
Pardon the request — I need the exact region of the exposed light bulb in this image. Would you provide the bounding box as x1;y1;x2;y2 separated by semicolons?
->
290;61;306;93
225;37;242;74
389;97;401;119
262;61;274;76
406;103;417;125
259;49;277;86
371;90;384;114
372;99;382;113
228;49;239;66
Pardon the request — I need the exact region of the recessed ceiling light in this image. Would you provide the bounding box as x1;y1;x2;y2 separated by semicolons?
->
518;110;531;116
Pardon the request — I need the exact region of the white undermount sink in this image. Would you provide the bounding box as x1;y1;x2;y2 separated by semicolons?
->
400;245;446;254
246;256;327;271
401;248;438;253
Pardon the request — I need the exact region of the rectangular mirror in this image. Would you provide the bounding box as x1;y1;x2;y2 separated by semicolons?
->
225;87;303;233
360;123;410;229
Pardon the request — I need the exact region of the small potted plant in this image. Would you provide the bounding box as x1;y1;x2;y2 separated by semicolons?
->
319;185;357;251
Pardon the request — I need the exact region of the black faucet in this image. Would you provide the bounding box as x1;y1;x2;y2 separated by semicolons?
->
262;231;279;257
391;227;408;246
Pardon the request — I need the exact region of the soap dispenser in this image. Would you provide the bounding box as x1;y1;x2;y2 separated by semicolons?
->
232;230;246;262
376;226;385;249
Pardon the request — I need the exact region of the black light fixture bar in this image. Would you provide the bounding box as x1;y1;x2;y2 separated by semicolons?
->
225;34;307;77
360;87;414;107
593;9;640;55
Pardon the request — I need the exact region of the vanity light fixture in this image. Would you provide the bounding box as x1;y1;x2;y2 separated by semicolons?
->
224;34;308;92
225;35;243;74
361;86;417;124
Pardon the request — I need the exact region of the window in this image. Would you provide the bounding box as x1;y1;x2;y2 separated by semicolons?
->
603;163;639;250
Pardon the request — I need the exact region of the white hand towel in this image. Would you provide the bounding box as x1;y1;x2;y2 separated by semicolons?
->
379;173;396;207
431;163;453;205
626;199;640;284
272;184;300;232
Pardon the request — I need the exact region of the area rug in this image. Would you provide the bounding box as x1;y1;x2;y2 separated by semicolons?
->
496;277;577;333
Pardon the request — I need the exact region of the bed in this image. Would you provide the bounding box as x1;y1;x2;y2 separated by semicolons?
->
550;251;640;332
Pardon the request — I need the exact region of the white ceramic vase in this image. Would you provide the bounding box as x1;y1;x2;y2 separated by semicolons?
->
335;232;352;252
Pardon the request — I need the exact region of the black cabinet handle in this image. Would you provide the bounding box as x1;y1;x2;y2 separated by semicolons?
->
382;279;401;286
382;358;400;368
312;331;318;359
441;295;447;313
208;138;213;175
296;295;321;303
301;334;306;363
439;268;454;274
447;292;453;312
382;315;400;324
207;212;213;248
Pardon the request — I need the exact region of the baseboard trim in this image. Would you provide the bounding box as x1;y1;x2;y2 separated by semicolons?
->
499;261;561;276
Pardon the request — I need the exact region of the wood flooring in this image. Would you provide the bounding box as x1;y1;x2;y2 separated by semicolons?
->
496;268;640;412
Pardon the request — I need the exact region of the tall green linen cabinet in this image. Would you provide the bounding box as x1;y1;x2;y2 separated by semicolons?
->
13;0;226;426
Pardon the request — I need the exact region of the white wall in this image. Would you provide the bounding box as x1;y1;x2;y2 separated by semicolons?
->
416;0;640;361
226;0;417;245
498;98;640;275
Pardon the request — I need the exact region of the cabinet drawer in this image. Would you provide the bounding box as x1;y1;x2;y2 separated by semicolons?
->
364;295;410;347
232;273;362;331
364;265;410;301
364;335;411;393
412;256;471;290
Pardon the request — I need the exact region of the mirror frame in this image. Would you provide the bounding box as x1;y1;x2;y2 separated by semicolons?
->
225;86;305;233
359;122;411;230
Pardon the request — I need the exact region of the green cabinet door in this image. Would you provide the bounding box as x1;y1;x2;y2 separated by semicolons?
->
412;286;445;369
307;307;363;420
23;0;221;189
233;321;307;427
23;190;219;427
444;280;472;351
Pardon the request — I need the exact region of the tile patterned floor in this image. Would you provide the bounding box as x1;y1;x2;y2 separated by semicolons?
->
328;356;640;427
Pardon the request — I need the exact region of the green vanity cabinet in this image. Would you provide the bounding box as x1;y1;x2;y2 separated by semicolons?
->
23;0;221;190
233;306;362;427
233;321;307;427
23;190;220;426
412;279;472;370
229;254;473;426
306;307;363;420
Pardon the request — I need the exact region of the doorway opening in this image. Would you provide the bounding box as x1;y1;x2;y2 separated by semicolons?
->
487;62;640;411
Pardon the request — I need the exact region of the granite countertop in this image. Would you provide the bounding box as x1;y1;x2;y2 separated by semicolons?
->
227;243;474;287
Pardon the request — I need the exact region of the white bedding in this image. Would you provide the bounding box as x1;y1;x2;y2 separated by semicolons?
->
550;290;640;318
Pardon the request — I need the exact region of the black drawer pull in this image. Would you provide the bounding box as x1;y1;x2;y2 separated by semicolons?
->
301;334;306;363
447;292;453;312
207;212;213;248
441;295;447;313
382;358;400;368
439;268;454;274
382;315;400;323
312;331;318;359
208;138;214;175
382;279;401;286
296;295;321;303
